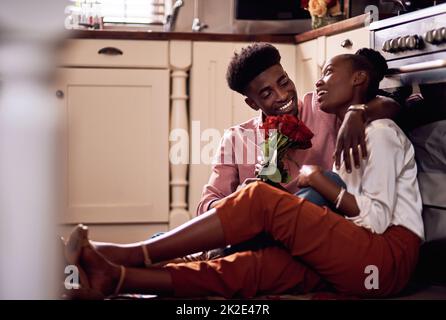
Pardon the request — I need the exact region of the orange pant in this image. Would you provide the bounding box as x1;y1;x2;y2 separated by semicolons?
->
167;182;420;298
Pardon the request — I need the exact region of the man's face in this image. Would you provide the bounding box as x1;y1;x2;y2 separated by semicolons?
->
244;64;298;117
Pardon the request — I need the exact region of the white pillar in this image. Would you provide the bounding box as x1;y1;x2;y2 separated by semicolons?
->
169;41;192;229
0;0;65;299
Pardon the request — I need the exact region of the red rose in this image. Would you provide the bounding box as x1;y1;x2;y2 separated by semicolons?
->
277;114;314;142
260;116;280;138
280;114;300;125
292;119;314;143
262;116;280;130
278;115;300;139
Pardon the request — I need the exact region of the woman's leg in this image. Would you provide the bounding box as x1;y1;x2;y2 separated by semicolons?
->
81;242;325;298
165;246;325;298
90;232;168;267
82;209;226;268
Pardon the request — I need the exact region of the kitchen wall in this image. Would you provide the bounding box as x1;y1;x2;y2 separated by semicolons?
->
173;0;234;33
171;0;311;34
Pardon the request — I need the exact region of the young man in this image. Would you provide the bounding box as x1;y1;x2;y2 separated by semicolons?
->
196;43;401;215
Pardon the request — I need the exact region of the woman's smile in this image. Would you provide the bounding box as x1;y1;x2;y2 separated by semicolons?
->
316;89;328;103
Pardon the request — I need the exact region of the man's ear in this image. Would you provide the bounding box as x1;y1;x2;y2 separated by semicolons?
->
245;97;259;111
352;71;368;87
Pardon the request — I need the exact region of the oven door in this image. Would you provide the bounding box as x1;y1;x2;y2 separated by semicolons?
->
381;52;446;89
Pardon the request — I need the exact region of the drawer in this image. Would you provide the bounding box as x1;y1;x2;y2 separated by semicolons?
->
59;39;168;68
325;27;371;61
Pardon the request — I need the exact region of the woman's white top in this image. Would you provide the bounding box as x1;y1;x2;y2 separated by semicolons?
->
334;119;425;239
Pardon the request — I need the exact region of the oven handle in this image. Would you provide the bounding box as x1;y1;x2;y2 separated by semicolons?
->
387;59;446;75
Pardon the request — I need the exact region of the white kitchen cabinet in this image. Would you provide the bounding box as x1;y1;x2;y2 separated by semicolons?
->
56;40;170;242
296;38;320;97
188;41;296;215
325;27;371;60
59;39;169;68
57;67;169;225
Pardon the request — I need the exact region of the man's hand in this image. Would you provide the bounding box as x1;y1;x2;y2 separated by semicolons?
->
334;110;367;172
296;165;323;188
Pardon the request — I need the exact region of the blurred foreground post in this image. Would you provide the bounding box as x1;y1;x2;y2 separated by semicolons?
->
0;0;66;299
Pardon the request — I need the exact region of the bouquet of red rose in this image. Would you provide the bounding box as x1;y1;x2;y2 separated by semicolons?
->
257;114;314;186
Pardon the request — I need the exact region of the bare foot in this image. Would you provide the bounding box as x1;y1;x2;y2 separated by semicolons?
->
80;244;122;297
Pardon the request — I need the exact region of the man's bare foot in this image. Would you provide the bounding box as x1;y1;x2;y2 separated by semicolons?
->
80;244;123;297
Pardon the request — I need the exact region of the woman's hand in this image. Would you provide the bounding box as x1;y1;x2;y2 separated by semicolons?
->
333;110;367;172
297;165;323;187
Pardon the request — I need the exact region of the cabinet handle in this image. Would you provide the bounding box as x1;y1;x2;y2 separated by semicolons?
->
341;39;353;48
56;90;64;98
97;47;123;56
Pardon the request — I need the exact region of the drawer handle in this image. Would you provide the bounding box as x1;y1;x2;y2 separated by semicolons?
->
97;47;123;56
56;90;64;98
341;39;353;48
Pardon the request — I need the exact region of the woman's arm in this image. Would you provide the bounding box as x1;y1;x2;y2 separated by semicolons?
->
298;166;360;217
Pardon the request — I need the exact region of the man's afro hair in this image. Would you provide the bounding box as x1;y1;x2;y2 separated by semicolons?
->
226;43;281;94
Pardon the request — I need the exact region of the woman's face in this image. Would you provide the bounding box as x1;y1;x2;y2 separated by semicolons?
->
315;56;355;115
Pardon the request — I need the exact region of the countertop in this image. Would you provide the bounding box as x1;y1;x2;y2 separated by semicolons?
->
294;14;369;43
68;29;296;44
68;14;370;44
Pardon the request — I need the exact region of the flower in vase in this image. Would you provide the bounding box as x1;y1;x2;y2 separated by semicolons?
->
301;0;344;29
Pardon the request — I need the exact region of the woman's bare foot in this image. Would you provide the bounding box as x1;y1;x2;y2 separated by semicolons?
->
80;244;123;297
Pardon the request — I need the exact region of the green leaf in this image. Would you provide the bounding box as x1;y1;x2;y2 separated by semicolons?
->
268;168;282;183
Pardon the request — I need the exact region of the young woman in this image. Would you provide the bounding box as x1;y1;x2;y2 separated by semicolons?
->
64;49;424;299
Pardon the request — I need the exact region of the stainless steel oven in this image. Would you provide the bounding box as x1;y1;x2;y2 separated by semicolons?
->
371;4;446;89
370;3;446;283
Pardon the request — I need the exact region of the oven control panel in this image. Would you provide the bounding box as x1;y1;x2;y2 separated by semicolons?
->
424;27;446;44
382;27;446;53
373;12;446;60
382;35;424;52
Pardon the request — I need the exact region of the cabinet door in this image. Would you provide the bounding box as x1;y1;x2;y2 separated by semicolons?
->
296;38;320;97
325;27;371;61
56;68;169;224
